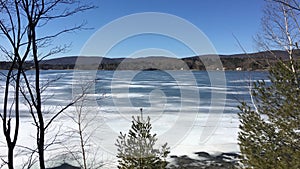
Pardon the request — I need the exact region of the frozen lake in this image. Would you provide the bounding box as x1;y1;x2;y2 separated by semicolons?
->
0;70;268;168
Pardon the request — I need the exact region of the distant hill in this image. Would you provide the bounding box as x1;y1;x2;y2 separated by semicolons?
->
40;56;125;65
183;50;299;71
0;50;299;70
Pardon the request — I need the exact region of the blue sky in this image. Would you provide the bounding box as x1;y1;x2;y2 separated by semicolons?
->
2;0;266;59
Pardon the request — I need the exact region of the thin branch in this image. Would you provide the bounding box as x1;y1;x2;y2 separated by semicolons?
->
44;92;85;130
40;4;94;20
233;33;265;68
273;0;300;11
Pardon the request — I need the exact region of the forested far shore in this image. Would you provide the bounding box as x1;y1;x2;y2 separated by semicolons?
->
1;50;299;71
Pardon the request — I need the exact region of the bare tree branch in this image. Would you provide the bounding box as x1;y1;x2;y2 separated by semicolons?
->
273;0;300;11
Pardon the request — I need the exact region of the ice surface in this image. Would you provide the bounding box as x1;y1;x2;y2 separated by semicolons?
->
0;70;268;168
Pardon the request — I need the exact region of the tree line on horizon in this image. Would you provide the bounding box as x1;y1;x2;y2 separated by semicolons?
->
1;50;299;71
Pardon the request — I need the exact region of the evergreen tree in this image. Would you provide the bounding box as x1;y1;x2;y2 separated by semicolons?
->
239;0;300;168
238;61;300;168
115;109;170;169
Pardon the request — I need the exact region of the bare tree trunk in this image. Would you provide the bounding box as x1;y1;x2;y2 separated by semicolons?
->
2;51;23;169
30;21;46;168
78;112;88;169
282;4;296;75
3;60;16;169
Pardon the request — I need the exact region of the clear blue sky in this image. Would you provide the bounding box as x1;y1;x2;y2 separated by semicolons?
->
2;0;266;59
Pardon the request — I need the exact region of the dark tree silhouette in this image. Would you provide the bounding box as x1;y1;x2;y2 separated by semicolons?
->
0;1;94;168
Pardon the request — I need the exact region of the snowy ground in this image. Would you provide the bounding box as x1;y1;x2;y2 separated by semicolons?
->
0;109;240;169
